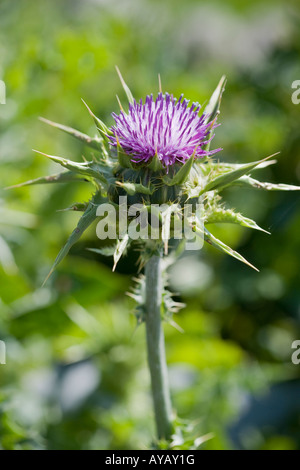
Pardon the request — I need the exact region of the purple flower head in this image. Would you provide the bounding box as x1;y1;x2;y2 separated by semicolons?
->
109;92;221;167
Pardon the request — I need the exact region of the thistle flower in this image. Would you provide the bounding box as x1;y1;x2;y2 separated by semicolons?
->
109;93;220;167
9;71;300;277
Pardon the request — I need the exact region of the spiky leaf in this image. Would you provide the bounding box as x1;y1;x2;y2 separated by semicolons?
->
195;225;259;271
200;154;278;194
39;117;102;151
43;193;104;284
206;207;270;233
6;171;86;189
232;175;300;191
33;150;113;185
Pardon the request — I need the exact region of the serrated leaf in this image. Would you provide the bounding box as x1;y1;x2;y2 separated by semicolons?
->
195;225;259;271
206;208;270;233
115;66;134;104
5;171;86;189
200;154;279;194
113;234;130;271
163;153;194;186
232;175;300;191
39;117;102;151
43;194;104;284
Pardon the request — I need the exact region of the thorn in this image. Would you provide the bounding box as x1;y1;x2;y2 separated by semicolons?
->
81;98;100;122
115;133;121;148
209;115;218;130
42;269;53;287
158;74;162;93
192;142;200;156
168;319;184;333
116;94;124;112
39;116;54;125
81;98;93;116
263;151;280;161
32;149;51;158
115;66;134;104
115;66;126;90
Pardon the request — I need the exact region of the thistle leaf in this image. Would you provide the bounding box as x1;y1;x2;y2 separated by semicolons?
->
206;208;270;233
232;175;300;191
113;234;130;271
195;225;259;271
5;171;86;189
163;153;194;186
39;117;102;151
200;154;279;194
115;66;134;104
43;194;103;284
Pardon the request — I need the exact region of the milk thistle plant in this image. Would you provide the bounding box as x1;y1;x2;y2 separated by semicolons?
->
12;69;300;448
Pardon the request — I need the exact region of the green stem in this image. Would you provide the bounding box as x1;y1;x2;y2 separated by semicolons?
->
145;255;173;441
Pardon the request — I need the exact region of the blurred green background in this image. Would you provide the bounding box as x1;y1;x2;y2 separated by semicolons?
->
0;0;300;450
